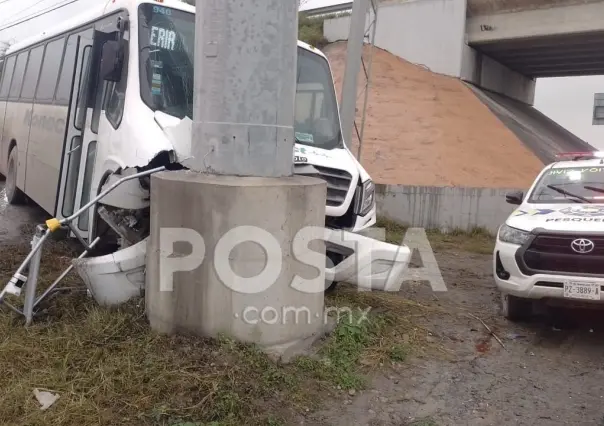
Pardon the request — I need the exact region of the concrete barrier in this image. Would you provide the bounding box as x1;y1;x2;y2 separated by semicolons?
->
376;184;523;234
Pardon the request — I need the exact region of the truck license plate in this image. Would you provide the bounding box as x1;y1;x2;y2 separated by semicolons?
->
563;282;601;300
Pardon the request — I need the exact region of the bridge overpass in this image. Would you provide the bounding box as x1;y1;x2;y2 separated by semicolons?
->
321;0;604;105
467;0;604;78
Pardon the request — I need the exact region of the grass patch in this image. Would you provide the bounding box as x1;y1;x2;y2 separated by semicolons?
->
0;298;414;425
0;236;437;426
0;296;315;426
376;217;495;255
298;14;328;48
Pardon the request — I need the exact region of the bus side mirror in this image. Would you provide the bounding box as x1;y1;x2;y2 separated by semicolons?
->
506;191;524;205
100;40;124;82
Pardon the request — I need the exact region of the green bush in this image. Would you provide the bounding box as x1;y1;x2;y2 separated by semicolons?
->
298;14;328;48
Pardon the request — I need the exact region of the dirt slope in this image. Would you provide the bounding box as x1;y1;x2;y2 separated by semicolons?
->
324;42;545;188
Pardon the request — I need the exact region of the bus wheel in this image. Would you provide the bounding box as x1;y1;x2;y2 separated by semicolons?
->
325;281;339;293
6;148;26;205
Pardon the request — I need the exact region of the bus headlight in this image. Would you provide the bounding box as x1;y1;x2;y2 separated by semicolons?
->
498;224;530;245
360;180;375;216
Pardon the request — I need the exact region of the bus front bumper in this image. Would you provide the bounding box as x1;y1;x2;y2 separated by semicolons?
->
73;230;411;306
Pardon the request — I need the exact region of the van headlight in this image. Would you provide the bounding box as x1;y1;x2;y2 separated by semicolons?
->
498;224;530;245
360;180;375;216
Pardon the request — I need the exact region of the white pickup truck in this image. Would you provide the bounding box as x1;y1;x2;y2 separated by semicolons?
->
495;152;604;320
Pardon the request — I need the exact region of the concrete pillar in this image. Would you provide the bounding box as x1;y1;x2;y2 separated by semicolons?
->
146;171;327;360
188;0;298;177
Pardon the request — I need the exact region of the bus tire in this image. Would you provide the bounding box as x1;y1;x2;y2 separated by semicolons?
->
325;281;339;293
6;147;26;205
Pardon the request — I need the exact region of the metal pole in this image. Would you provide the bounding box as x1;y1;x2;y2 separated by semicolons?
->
33;237;101;308
23;226;45;326
1;228;51;301
190;0;299;177
62;166;165;225
357;0;378;162
340;0;370;151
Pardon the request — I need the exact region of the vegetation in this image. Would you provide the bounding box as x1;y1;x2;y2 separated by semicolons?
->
0;235;431;425
298;14;329;49
377;217;496;255
0;217;494;425
298;12;350;49
176;1;338;50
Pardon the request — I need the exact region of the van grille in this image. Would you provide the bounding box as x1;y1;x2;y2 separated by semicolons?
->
294;165;352;207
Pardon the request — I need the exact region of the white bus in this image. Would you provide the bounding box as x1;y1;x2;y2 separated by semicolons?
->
0;0;409;298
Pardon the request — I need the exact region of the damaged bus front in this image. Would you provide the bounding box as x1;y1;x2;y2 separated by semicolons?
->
0;0;410;305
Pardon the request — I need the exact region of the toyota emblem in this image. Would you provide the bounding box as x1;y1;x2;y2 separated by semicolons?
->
571;239;595;254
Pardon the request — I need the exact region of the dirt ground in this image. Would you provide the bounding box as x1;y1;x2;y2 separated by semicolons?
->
308;249;604;426
3;183;604;426
324;42;544;189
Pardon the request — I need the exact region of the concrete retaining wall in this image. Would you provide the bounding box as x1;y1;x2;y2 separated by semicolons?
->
323;0;467;78
324;15;352;42
376;184;523;234
323;10;375;44
460;45;536;105
374;0;467;78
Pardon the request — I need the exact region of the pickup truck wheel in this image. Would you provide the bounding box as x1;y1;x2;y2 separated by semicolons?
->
501;293;532;321
6;147;26;205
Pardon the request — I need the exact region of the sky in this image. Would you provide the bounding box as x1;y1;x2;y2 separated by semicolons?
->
1;0;603;149
0;0;98;43
300;0;346;10
535;77;604;150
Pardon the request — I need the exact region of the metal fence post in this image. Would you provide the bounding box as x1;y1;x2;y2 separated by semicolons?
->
23;225;44;326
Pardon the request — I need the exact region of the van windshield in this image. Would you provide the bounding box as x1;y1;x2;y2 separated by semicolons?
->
138;4;343;149
529;166;604;204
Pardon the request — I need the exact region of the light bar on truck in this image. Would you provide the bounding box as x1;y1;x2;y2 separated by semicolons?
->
555;152;604;161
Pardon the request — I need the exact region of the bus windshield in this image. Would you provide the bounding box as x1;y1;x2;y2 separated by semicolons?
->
138;4;343;149
529;166;604;204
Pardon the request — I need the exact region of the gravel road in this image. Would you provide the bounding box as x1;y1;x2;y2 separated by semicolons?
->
310;250;604;426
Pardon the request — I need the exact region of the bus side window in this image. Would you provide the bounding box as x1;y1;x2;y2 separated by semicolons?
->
0;56;16;100
9;52;29;100
55;34;80;106
75;46;92;131
20;45;44;101
36;38;65;102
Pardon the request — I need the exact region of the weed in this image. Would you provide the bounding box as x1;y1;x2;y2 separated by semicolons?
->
0;235;433;425
298;12;350;48
389;344;410;362
298;14;328;48
376;217;495;255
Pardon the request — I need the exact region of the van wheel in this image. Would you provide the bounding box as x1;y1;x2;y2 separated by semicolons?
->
501;293;532;321
325;252;344;294
6;148;25;205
